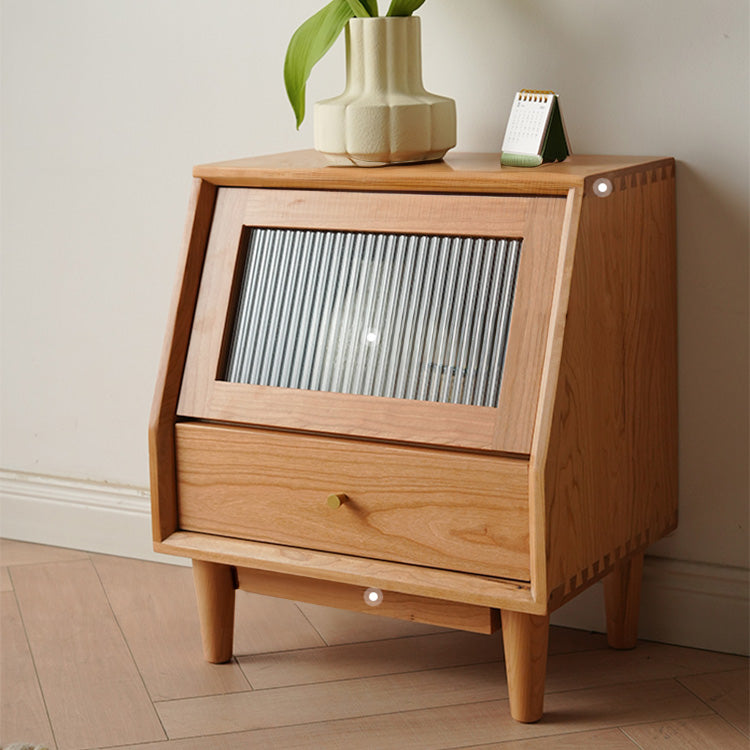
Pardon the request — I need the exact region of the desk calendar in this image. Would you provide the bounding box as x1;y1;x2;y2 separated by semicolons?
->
501;90;570;167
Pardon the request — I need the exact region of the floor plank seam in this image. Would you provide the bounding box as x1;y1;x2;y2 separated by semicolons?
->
89;556;170;741
154;689;705;748
237;630;613;660
153;696;514;744
616;725;647;749
149;665;740;712
236;625;463;655
637;637;747;658
5;568;60;750
622;713;750;746
158;658;509;704
614;704;718;731
675;666;750;681
674;667;749;729
235;655;500;689
3;541;748;749
539;674;719;701
448;726;644;749
293;601;332;647
150;676;719;743
230;654;254;692
154;685;257;702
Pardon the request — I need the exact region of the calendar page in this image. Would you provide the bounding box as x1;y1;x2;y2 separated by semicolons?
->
501;91;555;155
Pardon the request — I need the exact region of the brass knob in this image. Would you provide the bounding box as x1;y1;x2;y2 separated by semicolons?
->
326;492;348;509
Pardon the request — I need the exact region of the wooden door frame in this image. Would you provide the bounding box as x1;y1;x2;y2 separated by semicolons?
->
176;187;566;454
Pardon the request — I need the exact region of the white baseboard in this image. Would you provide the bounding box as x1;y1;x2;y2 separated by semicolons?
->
0;470;186;566
551;557;749;655
1;470;747;654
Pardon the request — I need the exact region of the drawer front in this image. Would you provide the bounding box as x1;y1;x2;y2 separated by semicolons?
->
175;422;530;580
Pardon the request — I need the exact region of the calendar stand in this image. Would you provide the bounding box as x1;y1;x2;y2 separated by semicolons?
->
501;90;570;167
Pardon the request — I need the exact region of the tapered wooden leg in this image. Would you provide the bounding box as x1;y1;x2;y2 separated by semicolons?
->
192;559;236;663
501;610;549;723
604;551;644;649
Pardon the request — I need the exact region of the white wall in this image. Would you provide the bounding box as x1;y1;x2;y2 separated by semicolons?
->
1;1;747;647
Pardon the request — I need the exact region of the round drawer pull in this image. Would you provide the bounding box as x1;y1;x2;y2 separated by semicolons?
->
326;492;349;509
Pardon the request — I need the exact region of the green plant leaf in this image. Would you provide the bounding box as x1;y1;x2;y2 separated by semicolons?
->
386;0;426;16
361;0;379;14
284;0;356;129
346;0;374;17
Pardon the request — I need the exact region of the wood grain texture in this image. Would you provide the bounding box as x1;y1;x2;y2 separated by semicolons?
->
623;715;749;749
241;187;531;237
0;538;89;566
543;642;746;694
154;673;709;742
203;383;501;452
0;591;55;749
176;188;246;421
501;611;549;723
149;178;217;542
239;630;501;690
232;590;328;655
177;188;565;453
155;662;512;739
176;422;530;580
678;669;749;736
543;162;678;610
295;600;445;644
193;150;675;196
491;197;566;453
193;560;236;663
527;187;583;608
4;543;744;750
91;553;251;700
236;567;500;634
93;680;712;749
604;552;644;649
10;559;165;749
237;625;607;691
462;728;639;749
155;531;539;612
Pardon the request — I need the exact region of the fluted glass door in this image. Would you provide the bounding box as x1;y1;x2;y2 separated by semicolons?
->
223;228;522;408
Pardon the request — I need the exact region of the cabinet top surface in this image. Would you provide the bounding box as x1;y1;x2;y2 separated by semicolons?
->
193;150;673;194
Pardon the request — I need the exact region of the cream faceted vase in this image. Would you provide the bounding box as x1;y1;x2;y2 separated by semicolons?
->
314;16;456;166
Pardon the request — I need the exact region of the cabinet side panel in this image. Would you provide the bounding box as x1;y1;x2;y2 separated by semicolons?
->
149;179;217;542
544;164;678;608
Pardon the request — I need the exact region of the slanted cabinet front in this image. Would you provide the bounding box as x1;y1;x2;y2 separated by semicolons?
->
177;187;566;454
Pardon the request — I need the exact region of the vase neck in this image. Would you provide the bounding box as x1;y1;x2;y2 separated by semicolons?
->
345;16;426;95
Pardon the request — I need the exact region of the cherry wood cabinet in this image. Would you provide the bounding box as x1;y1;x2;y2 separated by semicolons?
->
149;151;677;722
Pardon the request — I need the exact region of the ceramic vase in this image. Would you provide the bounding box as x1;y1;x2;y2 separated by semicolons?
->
314;16;456;167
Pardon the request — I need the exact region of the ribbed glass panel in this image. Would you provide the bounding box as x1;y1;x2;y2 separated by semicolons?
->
223;228;522;407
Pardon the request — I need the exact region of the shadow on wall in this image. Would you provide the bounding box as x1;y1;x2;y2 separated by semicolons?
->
426;0;630;150
654;160;749;566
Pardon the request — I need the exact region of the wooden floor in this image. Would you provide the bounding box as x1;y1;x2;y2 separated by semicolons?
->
1;539;747;750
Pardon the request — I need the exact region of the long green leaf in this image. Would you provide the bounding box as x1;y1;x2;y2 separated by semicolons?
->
361;0;379;14
386;0;426;16
346;0;373;17
284;0;355;129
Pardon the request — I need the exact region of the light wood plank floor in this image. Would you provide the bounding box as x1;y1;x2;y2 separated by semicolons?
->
1;539;747;750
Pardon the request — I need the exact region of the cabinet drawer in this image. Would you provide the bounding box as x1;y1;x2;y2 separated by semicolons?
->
175;422;530;580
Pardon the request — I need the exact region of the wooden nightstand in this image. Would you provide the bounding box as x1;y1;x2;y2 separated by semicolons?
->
149;151;677;723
